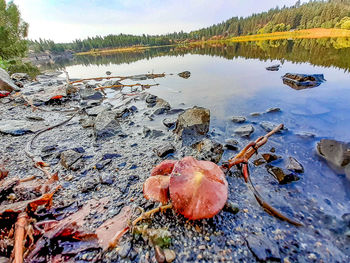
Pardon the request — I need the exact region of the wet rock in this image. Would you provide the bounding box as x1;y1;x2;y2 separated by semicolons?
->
155;143;176;157
155;98;171;110
194;138;223;163
234;125;254;137
41;145;58;153
118;242;132;258
80;87;103;101
231;116;246;123
223;202;239;214
11;72;29;81
224;139;239;151
106;71;111;76
296;131;316;139
286;157;304;173
0;68;20;92
266;165;299;184
0;120;38;136
260;121;283;132
253;158;266;166
317;139;350;174
246;235;281;261
163;249;176;262
102;153;122;160
155;245;165;263
266;107;281;113
60;149;83;169
178;71;191;79
266;64;280;71
94;110;122;140
145;94;157;106
162;118;177;129
342;213;350;226
174;106;210;145
130;74;148;81
250;112;261;117
167;108;184;115
262;153;281;163
115;107;131;118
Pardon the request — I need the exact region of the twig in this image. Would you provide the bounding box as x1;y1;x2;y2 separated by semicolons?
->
11;212;29;263
132;204;173;226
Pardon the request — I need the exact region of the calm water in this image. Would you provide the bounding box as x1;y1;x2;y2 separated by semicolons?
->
61;39;350;218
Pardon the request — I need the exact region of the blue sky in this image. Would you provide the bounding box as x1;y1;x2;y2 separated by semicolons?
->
13;0;298;43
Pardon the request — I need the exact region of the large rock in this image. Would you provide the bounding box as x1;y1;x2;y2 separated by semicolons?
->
0;120;41;136
194;138;223;163
317;139;350;176
94;110;122;140
174;106;210;145
60;150;82;170
0;68;20;92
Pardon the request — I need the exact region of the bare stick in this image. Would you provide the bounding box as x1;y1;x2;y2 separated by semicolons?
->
132;204;173;226
11;212;29;263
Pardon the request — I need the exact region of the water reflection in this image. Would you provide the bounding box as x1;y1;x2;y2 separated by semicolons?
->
44;37;350;72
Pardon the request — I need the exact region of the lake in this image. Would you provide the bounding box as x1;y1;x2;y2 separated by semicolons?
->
53;38;350;256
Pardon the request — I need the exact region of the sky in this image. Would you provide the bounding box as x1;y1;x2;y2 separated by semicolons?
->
12;0;298;43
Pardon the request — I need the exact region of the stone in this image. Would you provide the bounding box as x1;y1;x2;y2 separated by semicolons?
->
266;165;299;184
224;139;239;151
342;213;350;226
231;116;246;123
194;138;223;163
261;153;281;163
174;106;210;145
79;87;103;101
260;121;282;132
30;84;67;103
162;118;177;129
163;249;176;262
317;139;350;170
223;202;239;214
178;71;191;79
0;120;39;136
155;143;176;157
145;94;157;105
26;116;45;121
86;105;111;116
266;107;281;113
118;242;132;258
11;72;29;81
155;245;165;263
250;112;261;117
106;71;112;75
60;150;83;169
286;157;304;173
0;68;20;92
234;125;254;137
79;116;95;128
246;235;281;261
94;110;122;140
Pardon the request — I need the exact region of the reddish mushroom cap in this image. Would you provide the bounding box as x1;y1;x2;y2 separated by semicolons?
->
143;175;170;204
169;156;228;220
150;160;177;176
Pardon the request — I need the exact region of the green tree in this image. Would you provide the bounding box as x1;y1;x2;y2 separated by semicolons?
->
0;0;28;59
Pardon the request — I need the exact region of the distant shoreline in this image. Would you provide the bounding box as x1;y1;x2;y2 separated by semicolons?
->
75;28;350;56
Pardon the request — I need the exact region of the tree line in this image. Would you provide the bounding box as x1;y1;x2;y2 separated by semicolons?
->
28;0;350;54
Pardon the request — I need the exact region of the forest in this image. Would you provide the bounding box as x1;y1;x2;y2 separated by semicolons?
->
28;0;350;53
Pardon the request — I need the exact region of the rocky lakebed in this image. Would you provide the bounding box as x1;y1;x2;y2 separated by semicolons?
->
0;69;350;262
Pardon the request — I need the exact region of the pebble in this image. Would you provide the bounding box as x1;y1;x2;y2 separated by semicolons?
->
231;116;246;123
163;249;176;262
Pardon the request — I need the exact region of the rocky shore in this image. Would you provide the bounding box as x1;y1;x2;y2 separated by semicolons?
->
1;70;350;262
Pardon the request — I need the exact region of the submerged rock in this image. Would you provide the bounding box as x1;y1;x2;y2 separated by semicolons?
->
234;125;254;137
231;116;246;123
246;235;281;261
260;121;283;132
266;107;281;113
0;68;20;92
224;139;239;151
286;157;304;173
266;165;299;184
174;106;210;145
194;138;223;163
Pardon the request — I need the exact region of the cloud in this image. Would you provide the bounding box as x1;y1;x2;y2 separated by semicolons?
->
12;0;297;42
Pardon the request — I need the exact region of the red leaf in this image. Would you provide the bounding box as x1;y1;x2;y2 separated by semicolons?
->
50;95;63;100
143;175;170;204
150;160;177;176
169;156;228;220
